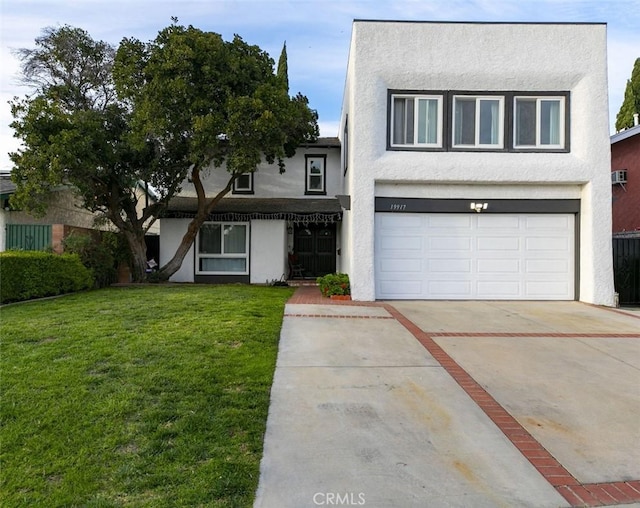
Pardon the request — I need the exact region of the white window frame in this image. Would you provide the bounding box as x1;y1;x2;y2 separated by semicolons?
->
513;96;566;149
232;172;253;194
305;155;326;194
195;222;250;275
452;95;505;149
390;93;443;148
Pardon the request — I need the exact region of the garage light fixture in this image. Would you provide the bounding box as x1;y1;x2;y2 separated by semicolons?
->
470;202;488;213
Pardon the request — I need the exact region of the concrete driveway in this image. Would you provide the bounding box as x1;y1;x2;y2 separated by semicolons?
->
255;291;640;508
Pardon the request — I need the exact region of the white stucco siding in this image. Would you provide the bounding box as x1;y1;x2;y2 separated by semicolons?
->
179;147;342;200
342;21;614;305
250;220;287;283
159;219;194;283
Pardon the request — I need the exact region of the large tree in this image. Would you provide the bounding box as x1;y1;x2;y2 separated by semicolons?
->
10;23;318;281
9;25;166;281
114;23;318;279
615;57;640;131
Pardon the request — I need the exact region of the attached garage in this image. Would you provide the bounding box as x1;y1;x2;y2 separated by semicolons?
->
374;198;578;300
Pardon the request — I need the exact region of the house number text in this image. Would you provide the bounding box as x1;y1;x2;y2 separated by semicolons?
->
389;203;407;211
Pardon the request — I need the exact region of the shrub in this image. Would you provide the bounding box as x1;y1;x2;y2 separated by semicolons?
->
317;273;350;297
0;251;94;303
62;232;119;288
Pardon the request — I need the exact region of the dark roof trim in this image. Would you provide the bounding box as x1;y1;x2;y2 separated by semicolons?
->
164;197;343;223
353;19;606;26
300;137;340;148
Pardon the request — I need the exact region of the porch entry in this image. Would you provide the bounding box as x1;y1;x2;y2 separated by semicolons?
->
293;223;336;278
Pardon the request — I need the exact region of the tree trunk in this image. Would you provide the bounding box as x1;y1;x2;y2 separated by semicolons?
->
123;229;148;282
157;171;236;281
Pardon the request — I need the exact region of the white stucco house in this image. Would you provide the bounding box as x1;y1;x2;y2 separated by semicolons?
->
160;139;343;284
160;20;615;306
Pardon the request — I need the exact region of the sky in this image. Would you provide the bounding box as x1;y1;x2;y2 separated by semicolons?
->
0;0;639;173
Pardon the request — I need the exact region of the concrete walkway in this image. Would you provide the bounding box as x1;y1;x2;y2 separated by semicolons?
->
254;288;640;508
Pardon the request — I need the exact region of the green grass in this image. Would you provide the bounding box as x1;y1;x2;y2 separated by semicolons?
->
0;284;294;507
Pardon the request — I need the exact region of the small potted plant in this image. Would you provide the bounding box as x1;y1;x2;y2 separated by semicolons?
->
317;273;351;300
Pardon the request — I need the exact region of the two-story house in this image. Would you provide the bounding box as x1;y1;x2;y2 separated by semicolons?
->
160;138;342;284
338;20;614;305
160;21;615;306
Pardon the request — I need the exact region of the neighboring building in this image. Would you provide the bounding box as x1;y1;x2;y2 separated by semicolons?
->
0;174;159;252
338;21;614;305
611;119;640;306
160;138;342;283
611;121;640;236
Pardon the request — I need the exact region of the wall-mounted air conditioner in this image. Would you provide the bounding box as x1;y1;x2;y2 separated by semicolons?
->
611;170;627;184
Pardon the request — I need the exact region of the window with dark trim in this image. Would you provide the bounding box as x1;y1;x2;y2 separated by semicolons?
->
232;172;253;194
389;92;444;149
452;94;504;149
305;155;326;195
513;95;567;150
196;222;249;275
387;90;569;153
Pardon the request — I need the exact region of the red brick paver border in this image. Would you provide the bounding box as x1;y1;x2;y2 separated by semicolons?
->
284;288;640;506
427;332;640;338
382;303;640;507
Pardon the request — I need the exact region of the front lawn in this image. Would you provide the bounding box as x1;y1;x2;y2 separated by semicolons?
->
0;284;294;507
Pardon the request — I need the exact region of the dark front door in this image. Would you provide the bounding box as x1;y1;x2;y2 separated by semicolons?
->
293;223;336;278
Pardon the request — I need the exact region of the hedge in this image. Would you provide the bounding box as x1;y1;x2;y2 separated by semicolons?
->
0;251;94;304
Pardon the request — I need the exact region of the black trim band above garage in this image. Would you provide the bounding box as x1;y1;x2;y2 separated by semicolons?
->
375;197;580;214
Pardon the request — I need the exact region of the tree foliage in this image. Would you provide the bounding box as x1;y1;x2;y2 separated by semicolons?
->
10;23;318;282
277;41;289;92
114;23;318;278
9;26;163;281
615;58;640;131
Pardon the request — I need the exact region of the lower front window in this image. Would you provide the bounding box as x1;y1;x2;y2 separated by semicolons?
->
196;222;249;275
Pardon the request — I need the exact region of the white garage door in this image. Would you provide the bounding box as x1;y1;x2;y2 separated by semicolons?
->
375;213;575;300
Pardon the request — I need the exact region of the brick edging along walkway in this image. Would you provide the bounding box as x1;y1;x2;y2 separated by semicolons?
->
383;303;640;508
284;288;640;507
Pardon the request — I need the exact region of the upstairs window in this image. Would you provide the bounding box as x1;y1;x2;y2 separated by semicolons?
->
305;155;326;195
452;95;504;149
390;93;443;148
232;172;253;194
514;96;566;149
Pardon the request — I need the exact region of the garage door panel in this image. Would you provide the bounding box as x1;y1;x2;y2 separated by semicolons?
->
375;212;574;300
428;280;472;297
379;235;422;251
379;258;423;273
477;280;522;298
378;214;423;229
525;280;572;298
477;259;520;273
428;215;472;229
525;215;571;229
477;215;520;229
429;259;471;273
525;259;569;273
429;237;472;251
477;236;520;251
380;280;423;296
526;237;570;251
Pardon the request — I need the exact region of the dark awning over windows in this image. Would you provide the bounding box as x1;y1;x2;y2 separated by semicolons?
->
163;197;343;224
